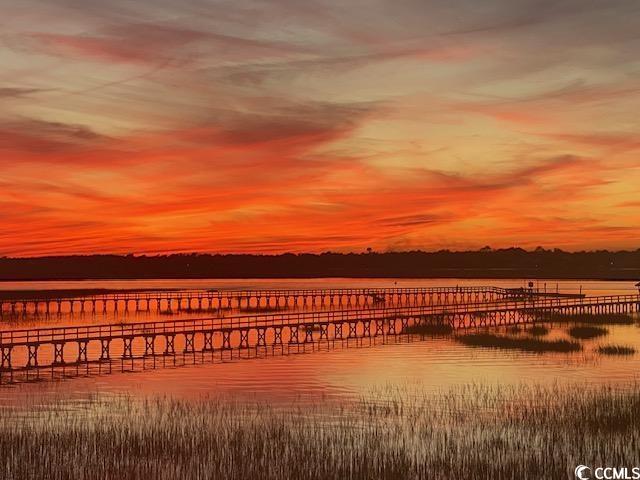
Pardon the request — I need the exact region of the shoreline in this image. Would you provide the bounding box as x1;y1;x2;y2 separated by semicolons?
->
0;274;638;282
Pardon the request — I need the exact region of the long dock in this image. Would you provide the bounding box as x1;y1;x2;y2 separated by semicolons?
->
0;286;521;316
1;293;637;379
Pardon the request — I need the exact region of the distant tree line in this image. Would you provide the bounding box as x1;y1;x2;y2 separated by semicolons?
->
0;248;639;280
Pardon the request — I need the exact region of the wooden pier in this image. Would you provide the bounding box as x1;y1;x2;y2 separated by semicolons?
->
1;292;637;383
0;286;519;317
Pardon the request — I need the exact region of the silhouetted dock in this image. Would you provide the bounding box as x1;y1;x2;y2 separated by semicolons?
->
1;290;637;383
0;286;518;317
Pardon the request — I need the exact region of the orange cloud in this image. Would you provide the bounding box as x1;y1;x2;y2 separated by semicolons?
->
1;0;639;256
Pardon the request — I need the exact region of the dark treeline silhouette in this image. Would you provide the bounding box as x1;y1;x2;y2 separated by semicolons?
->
1;247;639;281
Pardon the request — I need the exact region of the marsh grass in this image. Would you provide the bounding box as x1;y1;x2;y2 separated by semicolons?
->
528;325;549;336
542;313;634;325
403;323;454;335
568;326;609;340
457;333;581;353
598;345;636;356
1;383;640;480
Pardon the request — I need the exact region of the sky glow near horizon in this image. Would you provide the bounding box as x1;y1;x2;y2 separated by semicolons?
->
1;0;639;256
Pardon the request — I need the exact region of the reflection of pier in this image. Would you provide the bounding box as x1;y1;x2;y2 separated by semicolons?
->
0;286;516;317
1;293;638;384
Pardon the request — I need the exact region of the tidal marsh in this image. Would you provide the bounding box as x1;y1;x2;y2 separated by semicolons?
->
598;345;636;356
2;383;640;480
456;333;581;353
542;313;634;325
568;326;609;340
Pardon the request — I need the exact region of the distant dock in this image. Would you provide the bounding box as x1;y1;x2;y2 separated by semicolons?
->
1;286;636;384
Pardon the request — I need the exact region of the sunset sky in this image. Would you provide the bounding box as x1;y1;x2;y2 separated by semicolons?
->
1;0;639;256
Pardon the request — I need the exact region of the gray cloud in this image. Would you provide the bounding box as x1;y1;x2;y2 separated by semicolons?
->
0;87;45;98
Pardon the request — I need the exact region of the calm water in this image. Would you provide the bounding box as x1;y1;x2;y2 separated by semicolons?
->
1;278;639;407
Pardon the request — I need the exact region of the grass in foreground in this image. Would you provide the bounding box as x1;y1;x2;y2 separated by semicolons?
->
598;345;636;356
542;313;635;325
1;384;640;479
568;326;609;340
403;323;454;335
457;333;581;352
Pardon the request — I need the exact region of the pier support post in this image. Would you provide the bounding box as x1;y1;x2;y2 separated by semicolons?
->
122;337;133;359
0;346;12;369
304;326;314;343
375;320;383;337
27;344;39;368
144;336;155;356
388;319;396;335
203;332;214;352
348;322;357;338
53;342;65;365
273;327;282;345
77;341;88;363
164;335;175;355
257;328;266;347
334;323;343;340
184;333;195;353
222;331;231;350
319;324;328;340
289;326;299;344
239;329;249;349
100;339;111;361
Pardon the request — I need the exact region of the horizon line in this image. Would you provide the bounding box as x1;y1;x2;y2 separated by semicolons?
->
3;246;640;260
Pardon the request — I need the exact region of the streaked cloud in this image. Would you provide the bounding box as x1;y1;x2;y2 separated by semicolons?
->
1;0;638;255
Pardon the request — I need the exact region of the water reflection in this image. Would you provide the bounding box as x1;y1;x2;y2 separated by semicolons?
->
0;279;638;408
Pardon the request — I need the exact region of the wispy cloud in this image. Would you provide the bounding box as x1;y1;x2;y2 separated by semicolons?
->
1;0;639;255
